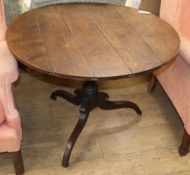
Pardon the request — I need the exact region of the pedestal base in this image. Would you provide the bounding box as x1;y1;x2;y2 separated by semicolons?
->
50;81;142;167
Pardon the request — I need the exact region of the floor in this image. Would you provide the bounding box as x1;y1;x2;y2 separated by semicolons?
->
0;72;189;175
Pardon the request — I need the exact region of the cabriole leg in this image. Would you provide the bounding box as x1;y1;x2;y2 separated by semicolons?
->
98;92;142;115
50;89;83;105
62;98;91;167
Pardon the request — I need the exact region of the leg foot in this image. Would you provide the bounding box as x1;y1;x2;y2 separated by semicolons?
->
179;129;190;156
50;89;83;105
62;98;91;167
12;150;24;175
148;74;157;93
98;92;142;115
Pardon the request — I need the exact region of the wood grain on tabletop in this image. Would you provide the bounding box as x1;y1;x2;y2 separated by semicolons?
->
6;3;180;80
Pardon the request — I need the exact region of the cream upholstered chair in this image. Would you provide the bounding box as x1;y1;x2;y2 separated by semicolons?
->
125;0;142;8
0;1;24;174
26;0;139;9
19;0;142;13
149;0;190;156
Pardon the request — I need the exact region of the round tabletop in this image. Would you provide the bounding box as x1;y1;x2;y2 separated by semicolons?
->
6;3;180;81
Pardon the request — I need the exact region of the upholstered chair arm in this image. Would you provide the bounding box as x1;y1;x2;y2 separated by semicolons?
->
0;0;6;41
0;82;22;140
0;100;5;124
0;41;18;76
0;41;21;139
179;35;190;65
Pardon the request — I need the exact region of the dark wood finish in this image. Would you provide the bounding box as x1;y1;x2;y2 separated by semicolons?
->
12;150;24;175
51;81;142;167
179;129;190;156
6;3;180;81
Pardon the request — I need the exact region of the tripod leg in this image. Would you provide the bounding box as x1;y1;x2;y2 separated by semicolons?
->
62;98;90;167
98;92;142;115
50;89;83;105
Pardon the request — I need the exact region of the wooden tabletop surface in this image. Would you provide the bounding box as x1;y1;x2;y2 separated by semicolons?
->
6;3;180;81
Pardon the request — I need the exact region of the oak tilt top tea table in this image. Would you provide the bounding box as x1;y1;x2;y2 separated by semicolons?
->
6;3;180;167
